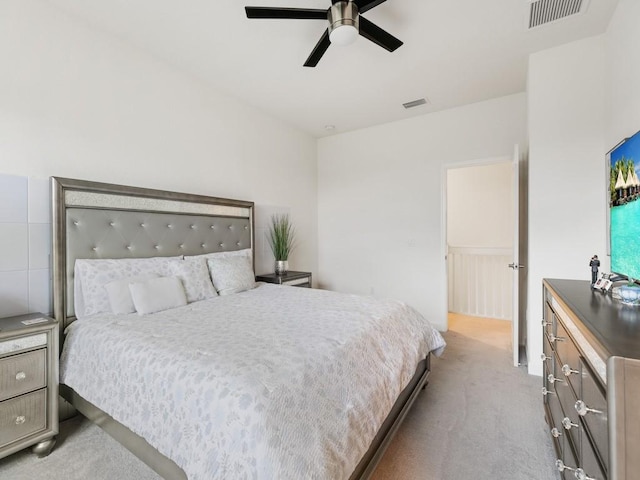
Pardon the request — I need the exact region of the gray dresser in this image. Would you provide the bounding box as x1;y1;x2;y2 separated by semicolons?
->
0;313;59;459
543;279;640;480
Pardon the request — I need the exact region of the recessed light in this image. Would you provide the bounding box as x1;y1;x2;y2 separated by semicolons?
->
324;125;336;131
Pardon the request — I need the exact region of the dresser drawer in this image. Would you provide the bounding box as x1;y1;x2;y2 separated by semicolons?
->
554;351;581;453
581;425;607;480
0;349;47;402
0;389;47;447
545;386;568;458
543;332;554;358
544;363;564;432
544;302;556;337
580;358;608;471
558;430;579;480
555;322;581;394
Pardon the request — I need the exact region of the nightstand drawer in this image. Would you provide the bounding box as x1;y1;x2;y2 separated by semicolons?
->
0;349;47;401
0;389;47;446
0;333;47;356
282;278;311;287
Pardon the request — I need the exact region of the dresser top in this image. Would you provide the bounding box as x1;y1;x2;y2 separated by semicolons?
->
545;278;640;360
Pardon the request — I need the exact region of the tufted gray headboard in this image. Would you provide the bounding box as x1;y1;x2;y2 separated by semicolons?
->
52;177;254;330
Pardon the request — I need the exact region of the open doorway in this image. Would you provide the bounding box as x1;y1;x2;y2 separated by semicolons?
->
444;158;520;362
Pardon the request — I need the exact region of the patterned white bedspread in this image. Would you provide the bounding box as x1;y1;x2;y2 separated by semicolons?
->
60;284;445;480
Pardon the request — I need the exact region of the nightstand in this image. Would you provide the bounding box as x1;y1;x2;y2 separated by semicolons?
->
0;313;58;459
256;271;312;288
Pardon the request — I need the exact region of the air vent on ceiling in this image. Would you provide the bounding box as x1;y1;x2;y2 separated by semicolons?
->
527;0;589;29
403;98;429;109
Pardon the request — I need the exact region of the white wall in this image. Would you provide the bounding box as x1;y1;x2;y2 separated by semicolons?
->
0;0;318;316
527;0;640;376
447;162;513;248
605;0;640;146
527;36;607;376
317;94;527;331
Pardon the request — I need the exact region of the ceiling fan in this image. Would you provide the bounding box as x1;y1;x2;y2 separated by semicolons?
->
245;0;403;67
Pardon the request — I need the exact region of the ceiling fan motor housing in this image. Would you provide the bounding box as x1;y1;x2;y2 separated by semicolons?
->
329;1;360;38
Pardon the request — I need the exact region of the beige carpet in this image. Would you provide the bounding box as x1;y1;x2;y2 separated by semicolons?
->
372;313;558;480
0;314;558;480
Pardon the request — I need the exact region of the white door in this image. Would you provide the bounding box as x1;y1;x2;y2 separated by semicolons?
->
508;144;522;367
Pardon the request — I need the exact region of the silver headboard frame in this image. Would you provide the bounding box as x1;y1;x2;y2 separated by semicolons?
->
52;177;254;330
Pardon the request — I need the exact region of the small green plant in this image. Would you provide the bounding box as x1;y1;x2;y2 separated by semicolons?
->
268;214;296;261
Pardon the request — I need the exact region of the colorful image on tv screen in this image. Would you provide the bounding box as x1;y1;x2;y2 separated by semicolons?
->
610;130;640;280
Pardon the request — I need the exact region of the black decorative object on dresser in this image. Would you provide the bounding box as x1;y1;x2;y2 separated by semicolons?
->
542;279;640;480
0;313;58;460
256;271;312;288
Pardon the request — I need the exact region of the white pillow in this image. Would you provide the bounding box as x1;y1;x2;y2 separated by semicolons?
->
207;250;256;296
105;274;159;314
74;256;181;317
168;257;217;303
129;277;187;315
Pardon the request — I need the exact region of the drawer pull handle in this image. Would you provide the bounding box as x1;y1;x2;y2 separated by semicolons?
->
542;387;556;396
550;427;562;438
547;374;564;384
575;400;603;417
15;371;26;381
549;334;565;343
556;459;575;473
562;417;579;430
15;415;26;425
574;468;596;480
541;354;552;362
561;364;579;376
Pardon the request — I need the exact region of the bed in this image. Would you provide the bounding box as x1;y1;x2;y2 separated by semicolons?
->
51;177;445;480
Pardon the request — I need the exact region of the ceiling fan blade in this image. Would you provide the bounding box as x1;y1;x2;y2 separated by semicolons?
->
304;29;331;67
245;7;327;20
354;0;387;14
358;16;403;52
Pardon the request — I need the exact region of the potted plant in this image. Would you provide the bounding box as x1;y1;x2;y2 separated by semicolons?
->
267;213;296;275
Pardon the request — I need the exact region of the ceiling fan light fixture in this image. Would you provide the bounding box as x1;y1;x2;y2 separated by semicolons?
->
328;1;359;46
329;24;359;46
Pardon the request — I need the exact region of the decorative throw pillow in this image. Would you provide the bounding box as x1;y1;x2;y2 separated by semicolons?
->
207;250;256;296
104;274;159;314
168;257;217;303
186;248;252;261
74;256;180;317
128;277;187;315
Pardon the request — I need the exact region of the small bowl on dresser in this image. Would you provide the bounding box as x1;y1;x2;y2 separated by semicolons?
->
618;285;640;305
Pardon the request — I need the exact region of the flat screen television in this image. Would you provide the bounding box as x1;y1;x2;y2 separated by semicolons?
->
608;129;640;281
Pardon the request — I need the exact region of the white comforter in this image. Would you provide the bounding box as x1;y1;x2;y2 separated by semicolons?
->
60;284;445;480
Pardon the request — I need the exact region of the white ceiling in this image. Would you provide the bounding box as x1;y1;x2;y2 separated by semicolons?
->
44;0;618;138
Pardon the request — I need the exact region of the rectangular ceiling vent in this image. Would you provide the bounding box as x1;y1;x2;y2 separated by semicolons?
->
403;98;428;109
527;0;589;29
